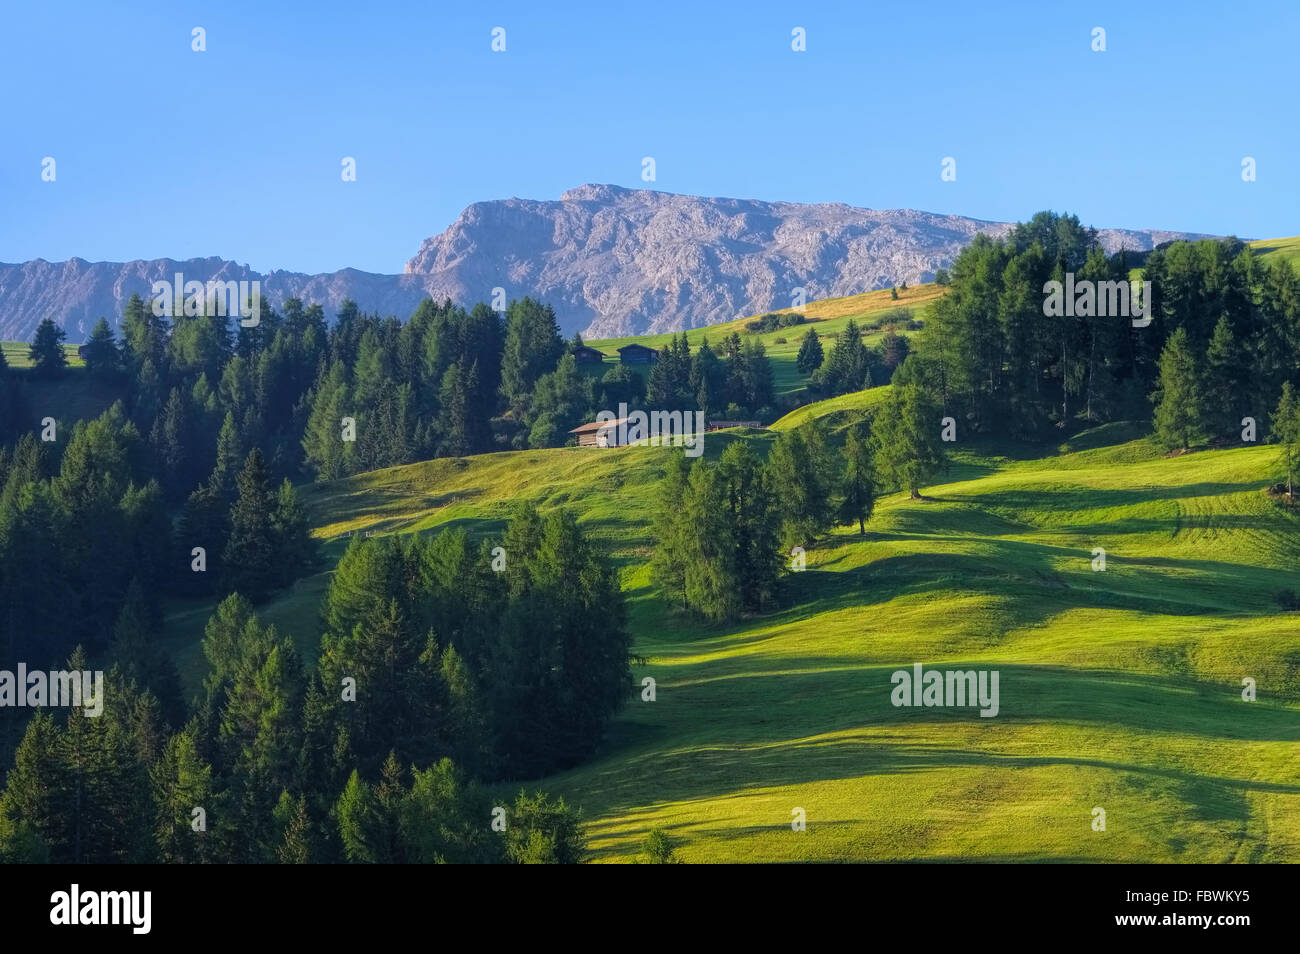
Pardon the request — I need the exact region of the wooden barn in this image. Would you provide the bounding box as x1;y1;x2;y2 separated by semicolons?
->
617;343;659;365
569;418;628;448
573;344;607;364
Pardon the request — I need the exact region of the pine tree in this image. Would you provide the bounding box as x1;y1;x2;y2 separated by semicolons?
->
1151;327;1206;452
838;422;876;534
765;423;836;549
796;327;824;375
110;578;185;728
81;318;120;378
223;449;278;601
302;359;353;480
500;298;564;408
151;724;215;863
335;770;381;863
28;319;68;377
152;387;191;500
816;320;871;396
1205;316;1244;441
57;653;155;862
674;462;736;620
437;363;471;457
178;482;227;594
276;792;316;863
399;758;500;863
504;791;587;864
743;337;775;413
717;441;781;613
210;410;242;500
1271;382;1300;499
0;712;65;859
872;380;945;498
271;478;316;586
649;454;692;608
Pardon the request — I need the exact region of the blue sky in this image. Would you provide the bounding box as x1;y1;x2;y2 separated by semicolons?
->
2;0;1295;274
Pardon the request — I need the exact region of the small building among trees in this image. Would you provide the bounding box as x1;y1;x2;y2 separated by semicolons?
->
617;343;659;365
573;345;608;364
569;418;628;447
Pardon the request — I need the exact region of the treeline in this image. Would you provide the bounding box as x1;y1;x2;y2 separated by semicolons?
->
0;504;629;863
641;332;775;418
796;320;912;398
9;293;786;501
650;389;945;620
911;212;1300;440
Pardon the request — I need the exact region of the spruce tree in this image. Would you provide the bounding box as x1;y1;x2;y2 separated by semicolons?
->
717;441;781;613
271;478;316;586
178;482;227;594
302;359;352;480
81;318;120;378
276;792;316;863
151;724;215;863
872;380;945;498
500;298;564;408
1151;327;1206;452
111;578;185;728
796;327;824;375
210;410;242;500
838;422;876;534
28;318;68;377
765;423;836;549
335;770;381;863
649;454;692;608
1205;316;1244;441
1271;382;1300;498
223;448;278;601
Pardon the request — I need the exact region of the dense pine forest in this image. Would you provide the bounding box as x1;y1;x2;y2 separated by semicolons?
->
911;213;1300;447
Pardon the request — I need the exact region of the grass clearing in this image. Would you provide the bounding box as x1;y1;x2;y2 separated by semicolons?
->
223;408;1300;863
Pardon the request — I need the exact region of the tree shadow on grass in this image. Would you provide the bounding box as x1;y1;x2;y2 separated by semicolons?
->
958;480;1266;513
555;662;1300;822
779;535;1293;625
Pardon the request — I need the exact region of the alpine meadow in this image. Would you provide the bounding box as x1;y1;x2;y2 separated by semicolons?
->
2;3;1298;913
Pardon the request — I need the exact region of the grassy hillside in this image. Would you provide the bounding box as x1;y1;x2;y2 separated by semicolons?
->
769;385;893;432
1251;236;1300;267
586;284;944;398
245;410;1300;863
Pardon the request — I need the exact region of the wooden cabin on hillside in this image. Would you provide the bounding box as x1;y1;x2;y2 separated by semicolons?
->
569;418;628;448
617;343;658;365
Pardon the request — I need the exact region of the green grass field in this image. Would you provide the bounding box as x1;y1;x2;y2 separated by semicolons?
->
1251;236;1300;267
238;405;1300;863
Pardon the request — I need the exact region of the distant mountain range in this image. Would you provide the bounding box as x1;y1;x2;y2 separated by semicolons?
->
0;184;1217;342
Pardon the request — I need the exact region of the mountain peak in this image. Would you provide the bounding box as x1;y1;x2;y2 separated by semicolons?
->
559;183;639;202
0;187;1218;342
